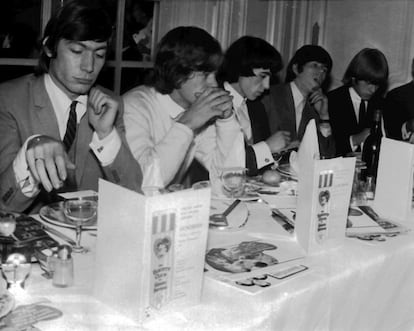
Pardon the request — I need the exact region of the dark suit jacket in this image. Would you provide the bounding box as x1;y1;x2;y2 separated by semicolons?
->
0;74;143;213
262;83;335;158
384;81;414;140
328;85;384;156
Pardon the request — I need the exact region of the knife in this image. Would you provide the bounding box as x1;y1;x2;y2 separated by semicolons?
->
42;224;77;246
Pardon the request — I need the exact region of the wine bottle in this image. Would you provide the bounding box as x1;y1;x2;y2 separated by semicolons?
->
361;109;382;181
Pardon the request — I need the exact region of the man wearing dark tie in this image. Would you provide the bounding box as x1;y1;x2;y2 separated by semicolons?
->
328;48;389;156
217;36;292;175
0;0;143;213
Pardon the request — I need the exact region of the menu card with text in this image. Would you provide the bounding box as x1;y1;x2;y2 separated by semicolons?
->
295;121;355;253
374;137;414;222
93;180;210;324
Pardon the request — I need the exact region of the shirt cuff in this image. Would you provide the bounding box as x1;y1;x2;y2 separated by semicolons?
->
251;141;274;169
402;122;411;140
349;136;358;152
90;128;122;166
13;135;40;197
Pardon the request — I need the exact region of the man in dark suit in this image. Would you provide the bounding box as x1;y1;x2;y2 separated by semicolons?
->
217;36;292;175
328;48;388;156
384;58;414;142
0;0;143;213
262;45;335;159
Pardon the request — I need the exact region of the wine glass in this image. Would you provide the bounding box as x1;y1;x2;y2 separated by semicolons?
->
63;199;97;253
220;167;247;198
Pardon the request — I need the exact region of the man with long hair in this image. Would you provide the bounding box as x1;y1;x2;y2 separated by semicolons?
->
328;48;389;156
123;26;244;190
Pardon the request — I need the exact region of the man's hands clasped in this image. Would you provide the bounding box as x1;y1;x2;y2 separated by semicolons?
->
177;87;233;131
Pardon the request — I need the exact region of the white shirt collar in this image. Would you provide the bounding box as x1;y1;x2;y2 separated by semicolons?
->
162;93;186;120
224;82;245;108
290;81;305;108
44;73;87;138
349;86;362;103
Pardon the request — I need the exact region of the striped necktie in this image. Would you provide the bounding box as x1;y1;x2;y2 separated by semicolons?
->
63;101;78;151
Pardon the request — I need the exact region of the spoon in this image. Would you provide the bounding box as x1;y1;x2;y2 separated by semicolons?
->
210;199;241;229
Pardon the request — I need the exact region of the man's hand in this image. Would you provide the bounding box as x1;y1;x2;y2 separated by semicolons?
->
26;136;75;192
265;131;291;153
177;87;233;131
88;87;119;139
351;128;370;147
309;88;329;119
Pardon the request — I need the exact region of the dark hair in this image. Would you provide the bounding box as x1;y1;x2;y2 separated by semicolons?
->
152;26;222;94
342;48;388;88
216;36;283;84
35;0;113;75
285;45;333;83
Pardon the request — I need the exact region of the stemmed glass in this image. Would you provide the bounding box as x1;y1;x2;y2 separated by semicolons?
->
63;199;97;253
220;167;247;199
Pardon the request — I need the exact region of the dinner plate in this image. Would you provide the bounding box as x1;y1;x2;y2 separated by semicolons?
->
276;164;298;181
39;202;97;230
0;291;14;319
209;200;249;231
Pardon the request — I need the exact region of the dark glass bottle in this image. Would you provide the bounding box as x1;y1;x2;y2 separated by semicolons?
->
361;109;382;181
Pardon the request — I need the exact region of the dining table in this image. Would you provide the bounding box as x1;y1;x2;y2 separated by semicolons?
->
3;194;414;331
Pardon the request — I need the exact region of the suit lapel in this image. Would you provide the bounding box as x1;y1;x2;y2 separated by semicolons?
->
32;77;60;140
284;85;299;140
74;108;93;184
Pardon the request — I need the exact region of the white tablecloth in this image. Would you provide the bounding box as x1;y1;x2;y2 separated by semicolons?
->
10;203;414;331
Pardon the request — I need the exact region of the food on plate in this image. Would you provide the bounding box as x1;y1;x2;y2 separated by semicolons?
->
262;170;282;186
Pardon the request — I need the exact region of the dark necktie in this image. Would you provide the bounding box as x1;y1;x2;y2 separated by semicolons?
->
358;99;366;129
63;101;78;151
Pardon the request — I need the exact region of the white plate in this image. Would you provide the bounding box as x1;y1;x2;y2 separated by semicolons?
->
0;292;14;319
209;200;249;231
39;202;97;230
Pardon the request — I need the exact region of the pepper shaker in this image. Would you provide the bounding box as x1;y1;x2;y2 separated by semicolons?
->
52;245;73;288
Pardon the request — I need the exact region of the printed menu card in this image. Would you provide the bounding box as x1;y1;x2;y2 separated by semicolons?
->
295;120;356;253
93;180;210;324
374;137;414;222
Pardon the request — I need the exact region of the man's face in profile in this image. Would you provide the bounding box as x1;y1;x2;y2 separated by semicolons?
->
48;39;107;99
237;68;271;101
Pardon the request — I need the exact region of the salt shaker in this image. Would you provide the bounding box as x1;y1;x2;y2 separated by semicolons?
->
52;245;74;288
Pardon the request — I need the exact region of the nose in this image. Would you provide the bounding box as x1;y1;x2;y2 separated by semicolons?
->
80;52;94;73
206;72;218;87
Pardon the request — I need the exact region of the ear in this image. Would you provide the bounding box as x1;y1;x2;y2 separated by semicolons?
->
292;64;299;76
42;37;53;58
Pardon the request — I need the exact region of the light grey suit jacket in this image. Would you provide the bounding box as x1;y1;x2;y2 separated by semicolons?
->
0;74;143;213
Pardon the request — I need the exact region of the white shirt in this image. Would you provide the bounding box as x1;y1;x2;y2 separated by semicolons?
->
224;82;274;170
290;81;306;132
14;74;121;197
123;85;245;189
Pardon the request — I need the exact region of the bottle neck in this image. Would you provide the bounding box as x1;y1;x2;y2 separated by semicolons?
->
371;110;382;134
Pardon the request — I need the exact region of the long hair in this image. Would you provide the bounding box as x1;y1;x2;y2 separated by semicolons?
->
152;26;222;94
216;36;283;85
342;48;389;90
35;0;113;75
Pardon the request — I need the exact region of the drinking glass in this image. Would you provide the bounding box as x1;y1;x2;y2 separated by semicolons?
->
1;253;31;290
0;211;16;237
220;167;247;198
63;199;97;253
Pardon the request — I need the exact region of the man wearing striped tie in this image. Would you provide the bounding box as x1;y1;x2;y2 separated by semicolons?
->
0;0;143;213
